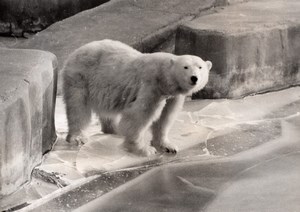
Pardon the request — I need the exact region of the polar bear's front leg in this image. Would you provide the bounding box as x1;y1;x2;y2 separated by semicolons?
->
151;95;185;153
118;88;166;156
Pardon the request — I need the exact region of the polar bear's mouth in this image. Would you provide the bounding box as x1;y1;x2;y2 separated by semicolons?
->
176;85;185;93
176;83;193;94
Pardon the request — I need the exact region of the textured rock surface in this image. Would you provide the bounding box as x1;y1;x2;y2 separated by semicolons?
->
15;0;230;94
0;0;109;36
0;48;57;197
176;0;300;98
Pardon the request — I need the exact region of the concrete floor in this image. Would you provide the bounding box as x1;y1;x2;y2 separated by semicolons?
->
1;86;299;211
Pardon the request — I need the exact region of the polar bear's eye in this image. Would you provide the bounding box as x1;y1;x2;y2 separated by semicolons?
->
184;66;188;69
199;66;202;69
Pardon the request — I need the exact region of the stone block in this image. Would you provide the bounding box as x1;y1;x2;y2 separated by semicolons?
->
175;0;300;98
0;48;57;197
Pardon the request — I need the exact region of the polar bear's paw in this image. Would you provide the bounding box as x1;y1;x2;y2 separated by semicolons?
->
153;141;178;154
124;143;157;157
139;146;157;157
162;143;178;154
66;134;88;145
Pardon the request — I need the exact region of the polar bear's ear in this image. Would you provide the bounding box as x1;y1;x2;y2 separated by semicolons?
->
206;61;212;71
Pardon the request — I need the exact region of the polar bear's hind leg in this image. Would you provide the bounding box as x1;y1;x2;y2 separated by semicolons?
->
64;84;91;144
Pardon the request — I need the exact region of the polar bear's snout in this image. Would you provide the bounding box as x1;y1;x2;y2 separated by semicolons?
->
190;75;198;85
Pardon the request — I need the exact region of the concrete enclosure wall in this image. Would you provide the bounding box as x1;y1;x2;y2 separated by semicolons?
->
0;0;109;36
0;48;57;197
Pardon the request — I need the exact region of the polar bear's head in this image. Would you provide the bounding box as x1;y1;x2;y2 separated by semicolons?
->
170;55;212;95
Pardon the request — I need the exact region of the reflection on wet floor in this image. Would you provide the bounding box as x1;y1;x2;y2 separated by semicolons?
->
1;87;300;211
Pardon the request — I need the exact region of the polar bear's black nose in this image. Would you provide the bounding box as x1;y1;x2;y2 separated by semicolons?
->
190;76;198;85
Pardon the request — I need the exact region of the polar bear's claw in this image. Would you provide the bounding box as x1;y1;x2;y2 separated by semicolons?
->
161;143;178;154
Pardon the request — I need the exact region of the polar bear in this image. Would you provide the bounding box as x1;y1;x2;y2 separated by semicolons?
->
62;39;212;156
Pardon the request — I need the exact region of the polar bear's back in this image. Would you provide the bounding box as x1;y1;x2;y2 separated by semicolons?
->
63;39;142;84
63;40;144;112
84;39;140;56
64;39;141;74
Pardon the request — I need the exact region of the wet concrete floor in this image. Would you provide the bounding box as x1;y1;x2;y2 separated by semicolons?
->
1;87;300;211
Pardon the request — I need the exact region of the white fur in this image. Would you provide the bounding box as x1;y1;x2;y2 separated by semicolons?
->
62;39;212;156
